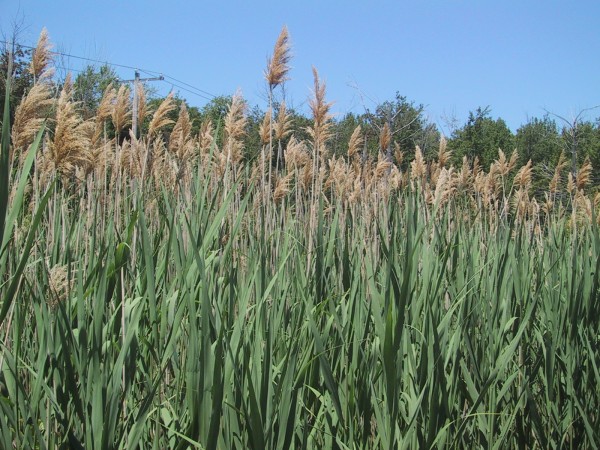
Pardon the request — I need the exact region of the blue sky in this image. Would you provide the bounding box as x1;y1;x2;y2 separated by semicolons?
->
2;1;599;133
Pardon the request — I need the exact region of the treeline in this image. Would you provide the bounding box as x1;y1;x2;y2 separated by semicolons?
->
2;42;599;196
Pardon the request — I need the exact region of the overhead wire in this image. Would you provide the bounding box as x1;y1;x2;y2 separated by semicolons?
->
0;39;218;101
138;69;215;99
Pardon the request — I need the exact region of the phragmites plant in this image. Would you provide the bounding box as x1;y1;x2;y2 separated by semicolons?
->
11;82;54;158
2;25;600;450
379;122;391;155
11;29;55;161
223;92;247;168
410;145;426;182
148;92;176;141
264;25;292;90
135;81;149;131
111;84;132;136
259;107;273;145
347;125;363;162
307;67;333;159
29;27;55;82
39;74;92;183
576;158;593;191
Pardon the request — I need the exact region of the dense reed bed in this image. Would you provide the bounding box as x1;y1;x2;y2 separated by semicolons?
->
0;28;599;449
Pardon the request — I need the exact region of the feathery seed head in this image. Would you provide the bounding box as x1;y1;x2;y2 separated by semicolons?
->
169;102;194;161
379;122;391;153
307;67;334;153
410;145;426;181
274;102;292;141
265;26;292;89
30;28;54;81
112;84;131;134
347;125;363;161
394;142;404;167
224;92;247;164
576;159;592;191
11;82;54;154
437;135;451;168
513;160;533;191
148;93;176;139
259;108;273;145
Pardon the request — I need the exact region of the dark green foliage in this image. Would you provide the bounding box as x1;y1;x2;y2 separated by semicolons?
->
0;44;34;123
515;116;563;195
73;64;119;119
362;92;440;165
449;106;515;169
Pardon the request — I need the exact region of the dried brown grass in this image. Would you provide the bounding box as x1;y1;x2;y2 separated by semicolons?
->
11;82;54;155
307;67;333;154
347;125;363;161
223;92;247;166
41;74;92;182
265;26;292;89
410;146;426;182
111;85;131;135
29;28;54;81
274;102;292;141
576;159;593;191
379;122;391;154
148;93;176;140
259;108;273;145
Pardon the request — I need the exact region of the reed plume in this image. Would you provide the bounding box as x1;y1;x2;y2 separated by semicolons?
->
198;119;215;154
576;159;593;191
347;125;363;161
135;82;149;130
273;172;294;203
325;156;350;198
29;28;54;81
307;67;333;156
91;83;116;148
549;152;568;193
90;83;116;176
11;82;54;155
410;145;426;182
513;160;533;191
265;26;292;89
169;102;194;160
43;74;92;181
284;136;311;170
224;92;247;166
274;101;292;141
567;172;575;195
374;155;392;180
394;142;404;167
259;108;272;145
432;167;455;207
437;136;451;168
111;84;131;135
148;93;176;140
379;122;391;154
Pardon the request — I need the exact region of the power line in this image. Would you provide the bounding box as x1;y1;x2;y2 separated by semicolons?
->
0;39;218;100
162;80;215;102
138;69;215;99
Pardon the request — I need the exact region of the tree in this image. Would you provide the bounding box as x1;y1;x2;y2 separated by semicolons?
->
362;92;440;167
563;120;600;187
330;112;365;158
545;107;600;182
448;107;515;169
73;64;119;119
515;116;561;166
0;43;34;122
515;116;562;195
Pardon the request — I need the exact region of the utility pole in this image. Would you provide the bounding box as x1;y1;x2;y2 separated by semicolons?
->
121;70;164;138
